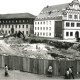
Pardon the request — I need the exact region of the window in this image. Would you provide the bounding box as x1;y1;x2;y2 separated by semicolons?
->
16;25;17;28
23;25;24;28
35;22;36;24
66;22;70;27
9;25;10;28
69;15;72;19
49;33;51;36
9;20;11;23
77;23;80;27
43;21;45;24
16;20;17;23
38;22;39;24
3;21;4;23
49;27;51;30
19;20;21;23
23;20;25;22
70;32;73;36
66;32;69;36
40;27;42;30
41;22;42;24
46;27;48;30
3;25;4;28
74;15;78;19
6;21;7;23
43;33;45;36
26;31;28;34
26;25;28;28
6;25;7;28
27;20;28;22
71;23;74;27
43;27;45;30
9;31;10;34
12;20;14;23
35;27;36;30
40;32;42;36
5;31;7;34
38;27;39;30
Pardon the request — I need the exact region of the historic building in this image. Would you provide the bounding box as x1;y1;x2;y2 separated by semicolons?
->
0;13;36;37
34;0;80;41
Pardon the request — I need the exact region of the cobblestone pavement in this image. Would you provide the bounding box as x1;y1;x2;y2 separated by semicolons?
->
0;69;80;80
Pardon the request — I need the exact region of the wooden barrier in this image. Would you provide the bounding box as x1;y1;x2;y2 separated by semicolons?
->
0;55;80;76
0;55;5;68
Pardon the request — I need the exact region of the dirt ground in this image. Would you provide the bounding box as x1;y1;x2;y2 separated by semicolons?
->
0;69;64;80
0;68;80;80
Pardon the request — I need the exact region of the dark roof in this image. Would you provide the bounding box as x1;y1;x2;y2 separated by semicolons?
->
35;3;69;21
35;0;80;21
0;13;36;19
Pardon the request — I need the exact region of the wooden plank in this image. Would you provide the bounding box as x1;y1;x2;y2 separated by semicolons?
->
22;57;27;71
59;60;66;76
44;59;48;75
53;60;59;76
38;59;44;75
20;57;23;71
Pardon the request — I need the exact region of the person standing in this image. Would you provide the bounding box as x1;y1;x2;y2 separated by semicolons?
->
5;64;8;77
69;67;74;79
47;65;53;77
64;68;70;79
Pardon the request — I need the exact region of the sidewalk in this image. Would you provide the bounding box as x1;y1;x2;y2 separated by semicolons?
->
0;69;79;80
0;69;64;80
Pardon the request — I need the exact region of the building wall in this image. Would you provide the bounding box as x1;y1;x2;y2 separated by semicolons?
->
0;18;34;36
34;20;55;38
63;20;80;40
62;9;80;40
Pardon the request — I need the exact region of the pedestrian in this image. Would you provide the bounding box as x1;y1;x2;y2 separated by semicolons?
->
69;67;74;79
5;64;8;77
64;68;70;79
47;65;53;77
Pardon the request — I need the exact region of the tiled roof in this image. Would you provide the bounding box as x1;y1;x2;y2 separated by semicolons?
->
35;3;70;20
0;13;36;19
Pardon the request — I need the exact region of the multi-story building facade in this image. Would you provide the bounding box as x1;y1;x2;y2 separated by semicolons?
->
34;0;80;41
0;13;36;37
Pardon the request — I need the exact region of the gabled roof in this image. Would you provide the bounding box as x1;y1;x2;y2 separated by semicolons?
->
0;13;36;19
35;3;69;21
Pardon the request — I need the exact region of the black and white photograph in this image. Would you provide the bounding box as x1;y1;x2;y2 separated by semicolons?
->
0;0;80;80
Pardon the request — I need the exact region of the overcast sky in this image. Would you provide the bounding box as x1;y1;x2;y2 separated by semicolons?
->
0;0;77;16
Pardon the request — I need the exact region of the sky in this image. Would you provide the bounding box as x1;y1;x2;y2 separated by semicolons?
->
0;0;78;16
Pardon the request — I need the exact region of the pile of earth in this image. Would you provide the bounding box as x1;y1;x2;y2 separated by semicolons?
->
4;37;24;44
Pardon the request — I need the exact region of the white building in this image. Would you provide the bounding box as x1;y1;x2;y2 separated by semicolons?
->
34;0;80;41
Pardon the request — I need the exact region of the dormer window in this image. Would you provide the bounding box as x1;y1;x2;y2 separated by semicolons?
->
69;15;72;19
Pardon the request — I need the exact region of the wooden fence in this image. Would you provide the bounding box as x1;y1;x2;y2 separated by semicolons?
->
0;55;80;76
